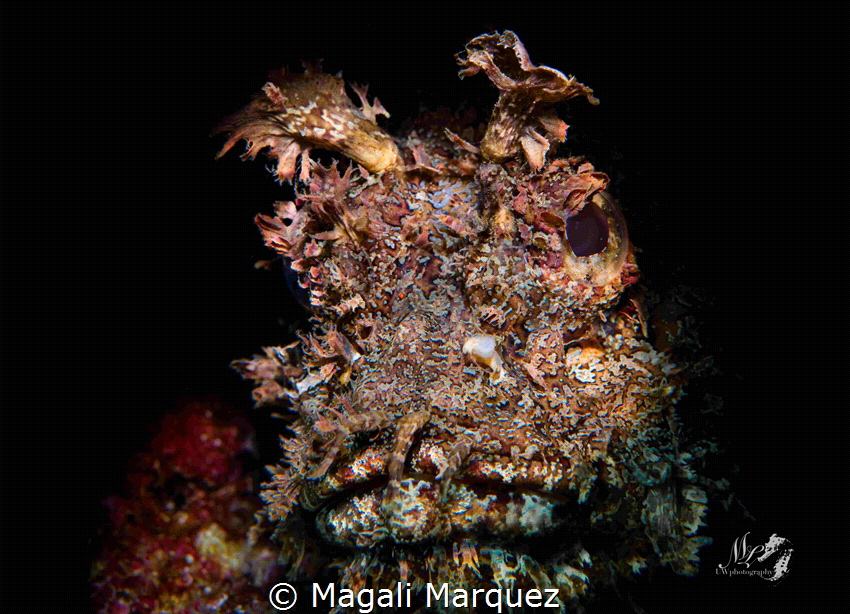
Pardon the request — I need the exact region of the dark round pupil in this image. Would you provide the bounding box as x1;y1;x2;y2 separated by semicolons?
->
566;201;609;257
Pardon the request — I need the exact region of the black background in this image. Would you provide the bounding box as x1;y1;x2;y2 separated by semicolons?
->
30;11;804;612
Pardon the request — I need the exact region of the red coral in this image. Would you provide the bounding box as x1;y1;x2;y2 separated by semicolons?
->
148;399;246;484
91;398;278;613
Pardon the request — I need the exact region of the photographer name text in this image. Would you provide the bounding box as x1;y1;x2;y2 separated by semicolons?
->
313;582;559;613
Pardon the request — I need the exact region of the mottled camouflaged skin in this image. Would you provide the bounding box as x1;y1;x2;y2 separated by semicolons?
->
220;31;710;612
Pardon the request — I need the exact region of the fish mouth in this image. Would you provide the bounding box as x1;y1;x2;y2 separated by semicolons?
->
304;438;584;504
315;475;589;550
286;459;615;607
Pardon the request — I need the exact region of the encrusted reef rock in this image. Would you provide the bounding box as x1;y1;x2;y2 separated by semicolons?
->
220;31;712;612
91;399;279;613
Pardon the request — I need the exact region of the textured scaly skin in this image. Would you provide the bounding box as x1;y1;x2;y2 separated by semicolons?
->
221;31;711;612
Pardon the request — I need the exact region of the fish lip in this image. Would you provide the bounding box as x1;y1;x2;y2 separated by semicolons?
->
304;440;583;510
314;474;584;548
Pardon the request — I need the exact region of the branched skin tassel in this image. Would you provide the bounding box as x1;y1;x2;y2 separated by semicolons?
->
220;31;711;612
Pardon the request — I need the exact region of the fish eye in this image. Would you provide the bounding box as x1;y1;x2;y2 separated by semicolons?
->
566;200;609;257
562;191;629;286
